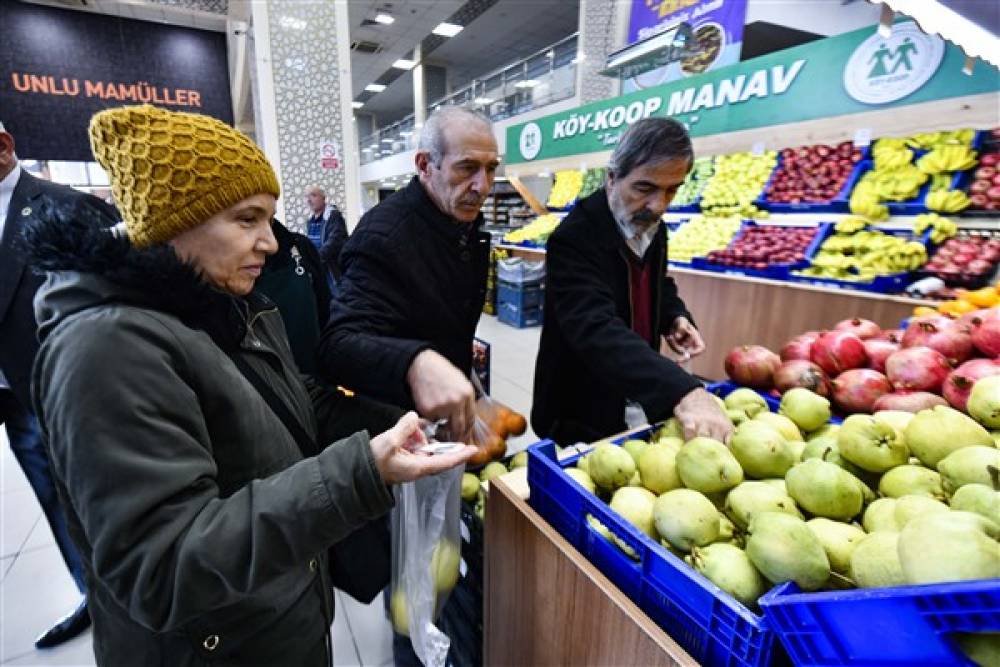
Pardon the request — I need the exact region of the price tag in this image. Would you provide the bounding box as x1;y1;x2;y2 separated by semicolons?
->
751;141;765;156
854;128;872;147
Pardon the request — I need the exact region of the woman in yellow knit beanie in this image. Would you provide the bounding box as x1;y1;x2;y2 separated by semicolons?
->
25;105;474;666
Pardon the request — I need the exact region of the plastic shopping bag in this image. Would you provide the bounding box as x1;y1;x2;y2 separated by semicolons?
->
467;372;527;466
388;466;463;667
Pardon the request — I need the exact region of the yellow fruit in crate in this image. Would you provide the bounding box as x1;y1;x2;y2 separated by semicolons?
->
913;306;938;317
962;287;1000;308
938;300;978;317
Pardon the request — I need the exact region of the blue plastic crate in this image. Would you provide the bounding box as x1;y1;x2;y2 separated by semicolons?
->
497;301;542;328
527;440;784;667
496;281;544;311
757;148;869;213
692;222;832;281
848;159;964;216
759;579;1000;666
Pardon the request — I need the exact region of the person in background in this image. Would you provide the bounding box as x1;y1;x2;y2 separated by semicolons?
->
255;218;331;375
0;121;119;649
305;185;349;281
27;104;474;666
532;117;733;446
317;107;497;445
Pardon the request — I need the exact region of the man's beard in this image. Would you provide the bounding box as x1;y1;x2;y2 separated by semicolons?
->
609;189;659;231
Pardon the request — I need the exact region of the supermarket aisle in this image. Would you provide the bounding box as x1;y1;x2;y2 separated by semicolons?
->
0;314;541;666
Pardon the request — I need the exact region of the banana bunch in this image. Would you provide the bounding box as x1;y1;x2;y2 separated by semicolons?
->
798;229;928;281
849;179;890;220
835;216;870;234
546;170;584;208
873;143;914;172
905;129;976;149
503;213;562;244
925;189;971;214
913;212;958;243
916;144;978;174
929;174;952;192
869;165;929;201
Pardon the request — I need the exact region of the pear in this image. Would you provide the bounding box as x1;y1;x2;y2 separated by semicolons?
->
745;512;831;591
938;446;1000;493
780;388;832;433
688;543;766;608
807;518;866;575
480;461;507;482
621;439;649;465
727;408;750;426
968;375;1000;429
849;532;906;589
609;487;657;540
808;424;840;441
725;481;802;530
873;410;913;434
637;444;682;495
950;483;1000;526
761;478;788;495
953;633;1000;667
589;443;636;491
576;453;591;475
629;471;643;487
676;437;744;493
508;451;528;470
898;511;1000;585
787;440;807;462
838;414;909;473
786;459;863;521
653;489;720;552
654;418;685;440
564;468;596;494
877;464;945;500
656;436;685;452
754;412;802;442
587;514;614;543
724;388;769;418
894;494;949;529
431;539;461;593
863;498;899;533
730;421;797;479
905;406;993;469
390;587;410;636
461;473;481;502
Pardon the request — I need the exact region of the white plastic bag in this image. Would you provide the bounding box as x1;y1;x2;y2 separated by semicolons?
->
388;466;463;667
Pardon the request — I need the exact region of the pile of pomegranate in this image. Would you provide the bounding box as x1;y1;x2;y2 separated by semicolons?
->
704;225;820;271
724;310;1000;416
922;233;1000;286
967;129;1000;211
764;142;865;205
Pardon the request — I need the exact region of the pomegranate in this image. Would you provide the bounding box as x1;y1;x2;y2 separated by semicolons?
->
833;318;881;340
955;308;1000;334
725;345;781;388
780;332;821;362
971;317;1000;358
873;391;949;413
901;316;974;365
942;359;1000;411
810;331;868;376
864;339;900;373
774;360;831;396
885;346;952;392
831;369;892;414
876;328;905;344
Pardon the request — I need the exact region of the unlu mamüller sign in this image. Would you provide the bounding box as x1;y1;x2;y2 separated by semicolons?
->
10;74;204;107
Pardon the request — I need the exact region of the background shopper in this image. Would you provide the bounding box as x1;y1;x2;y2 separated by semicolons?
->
27;104;474;667
532;117;733;445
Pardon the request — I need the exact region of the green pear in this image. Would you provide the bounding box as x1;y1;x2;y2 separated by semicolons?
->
779;388;832;433
688;543;766;608
565;468;596;494
589;443;636;491
461;473;480;502
730;421;797;479
653;489;720;552
898;511;1000;585
905;406;993;469
786;459;863;521
725;481;802;530
950;483;1000;526
724;388;769;418
838;414;909;473
676;437;744;493
746;512;830;591
807;518;867;575
849;532;906;589
877;464;945;500
938;446;1000;493
637;444;682;495
754;412;802;442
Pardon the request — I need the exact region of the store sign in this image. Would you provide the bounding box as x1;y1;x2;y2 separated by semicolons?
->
320;140;341;170
624;0;748;93
0;1;232;161
507;21;998;164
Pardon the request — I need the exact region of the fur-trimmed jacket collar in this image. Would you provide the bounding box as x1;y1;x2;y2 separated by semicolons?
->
24;200;271;348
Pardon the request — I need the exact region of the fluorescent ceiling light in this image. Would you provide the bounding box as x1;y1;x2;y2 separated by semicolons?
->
432;22;463;37
515;80;539;88
352;101;364;109
365;83;387;93
374;13;395;25
382;138;394;143
369;144;379;149
400;131;413;137
392;59;416;70
474;96;494;105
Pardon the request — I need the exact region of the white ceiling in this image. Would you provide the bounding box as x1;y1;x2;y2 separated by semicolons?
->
21;0;227;31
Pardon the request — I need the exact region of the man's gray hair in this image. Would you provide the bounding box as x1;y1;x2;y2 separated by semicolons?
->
418;106;492;166
608;117;693;180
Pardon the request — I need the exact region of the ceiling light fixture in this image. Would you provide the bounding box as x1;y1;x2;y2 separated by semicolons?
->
515;80;539;88
399;131;413;137
473;96;494;105
392;59;416;70
432;22;463;37
374;13;395;25
382;138;394;143
352;101;364;109
365;83;387;93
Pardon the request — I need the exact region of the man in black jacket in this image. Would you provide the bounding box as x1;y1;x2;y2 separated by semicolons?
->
0;123;118;648
317;107;496;443
304;185;349;280
532;118;732;446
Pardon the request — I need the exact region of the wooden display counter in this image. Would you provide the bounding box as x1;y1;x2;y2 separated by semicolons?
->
484;477;698;667
670;267;936;380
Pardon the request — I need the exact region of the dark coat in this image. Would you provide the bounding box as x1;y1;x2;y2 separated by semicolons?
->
531;188;702;445
256;219;332;375
0;169;117;410
26;207;396;667
318;206;349;279
318;177;490;408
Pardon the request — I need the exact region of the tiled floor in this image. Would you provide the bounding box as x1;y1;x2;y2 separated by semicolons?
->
0;314;540;666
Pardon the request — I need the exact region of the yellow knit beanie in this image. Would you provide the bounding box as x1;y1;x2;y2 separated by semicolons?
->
88;105;280;248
